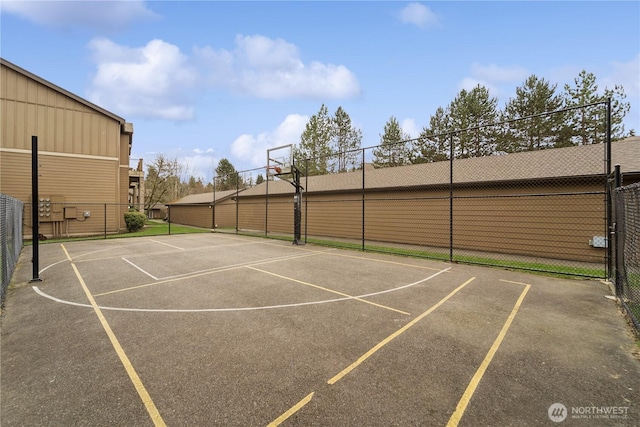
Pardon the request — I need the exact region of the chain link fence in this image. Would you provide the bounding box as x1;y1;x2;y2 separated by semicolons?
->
613;180;640;333
1;194;24;303
197;104;619;278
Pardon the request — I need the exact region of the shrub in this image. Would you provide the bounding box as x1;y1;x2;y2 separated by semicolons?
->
124;211;146;232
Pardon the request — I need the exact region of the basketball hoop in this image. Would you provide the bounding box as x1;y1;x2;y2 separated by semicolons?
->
266;165;282;176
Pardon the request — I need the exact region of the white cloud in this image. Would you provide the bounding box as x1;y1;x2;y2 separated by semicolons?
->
459;63;530;100
87;38;197;121
195;34;361;99
87;34;359;120
0;0;159;31
231;114;308;168
469;63;529;84
603;54;640;100
399;3;439;29
401;118;420;139
180;153;217;182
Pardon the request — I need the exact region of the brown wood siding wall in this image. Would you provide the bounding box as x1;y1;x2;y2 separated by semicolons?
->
214;200;237;229
238;198;266;232
1;66;119;157
266;197;293;234
1;63;128;238
159;180;606;263
169;205;214;229
1;151;121;238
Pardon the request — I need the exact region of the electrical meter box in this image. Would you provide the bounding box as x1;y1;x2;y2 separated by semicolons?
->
33;195;65;223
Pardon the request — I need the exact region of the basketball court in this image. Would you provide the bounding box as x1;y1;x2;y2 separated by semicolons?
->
1;232;639;426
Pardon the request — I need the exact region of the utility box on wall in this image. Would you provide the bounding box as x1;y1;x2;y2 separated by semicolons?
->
33;195;65;223
64;206;76;219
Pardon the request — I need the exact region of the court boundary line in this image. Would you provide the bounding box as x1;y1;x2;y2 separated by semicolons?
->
60;244;166;427
328;275;475;385
446;281;531;427
267;392;314;427
268;274;473;424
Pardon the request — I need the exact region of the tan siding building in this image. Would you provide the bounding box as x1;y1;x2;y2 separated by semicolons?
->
1;58;134;238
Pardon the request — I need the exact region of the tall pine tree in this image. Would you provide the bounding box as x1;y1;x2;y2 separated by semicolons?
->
500;75;565;152
449;85;499;158
411;106;451;163
563;70;631;144
331;106;362;172
294;104;333;175
372;116;411;167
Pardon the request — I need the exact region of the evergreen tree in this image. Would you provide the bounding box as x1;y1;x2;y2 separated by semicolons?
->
215;158;240;190
563;70;631;144
255;174;265;185
294;104;333;175
372;116;411;167
500;75;565;152
411;106;451;163
448;85;499;158
331;106;362;172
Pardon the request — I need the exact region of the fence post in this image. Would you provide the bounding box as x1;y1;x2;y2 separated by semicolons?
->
212;177;216;230
265;168;269;237
168;205;171;235
235;172;239;234
304;158;308;243
449;133;454;263
613;164;622;297
30;135;42;282
362;149;365;251
606;98;613;280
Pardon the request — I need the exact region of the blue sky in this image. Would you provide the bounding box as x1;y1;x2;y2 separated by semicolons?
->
2;1;639;182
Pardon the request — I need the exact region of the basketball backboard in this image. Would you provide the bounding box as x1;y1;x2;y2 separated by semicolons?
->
266;144;293;178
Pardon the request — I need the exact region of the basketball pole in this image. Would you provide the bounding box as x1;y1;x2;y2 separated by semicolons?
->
30;135;42;282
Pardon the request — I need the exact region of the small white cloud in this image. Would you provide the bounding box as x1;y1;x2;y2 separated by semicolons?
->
231;114;309;168
459;77;496;93
87;38;197;121
195;34;360;99
401;118;420;139
0;0;159;31
603;53;640;99
459;63;530;100
399;3;439;29
470;63;529;84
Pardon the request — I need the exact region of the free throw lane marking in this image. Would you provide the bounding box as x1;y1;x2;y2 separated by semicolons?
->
267;392;314;426
61;245;166;427
446;283;531;427
328;276;476;385
247;266;410;315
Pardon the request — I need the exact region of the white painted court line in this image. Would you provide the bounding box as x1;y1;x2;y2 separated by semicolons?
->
122;258;159;280
32;267;451;313
149;239;185;250
108;250;329;292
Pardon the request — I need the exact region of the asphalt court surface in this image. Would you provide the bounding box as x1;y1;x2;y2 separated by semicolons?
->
2;233;639;426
